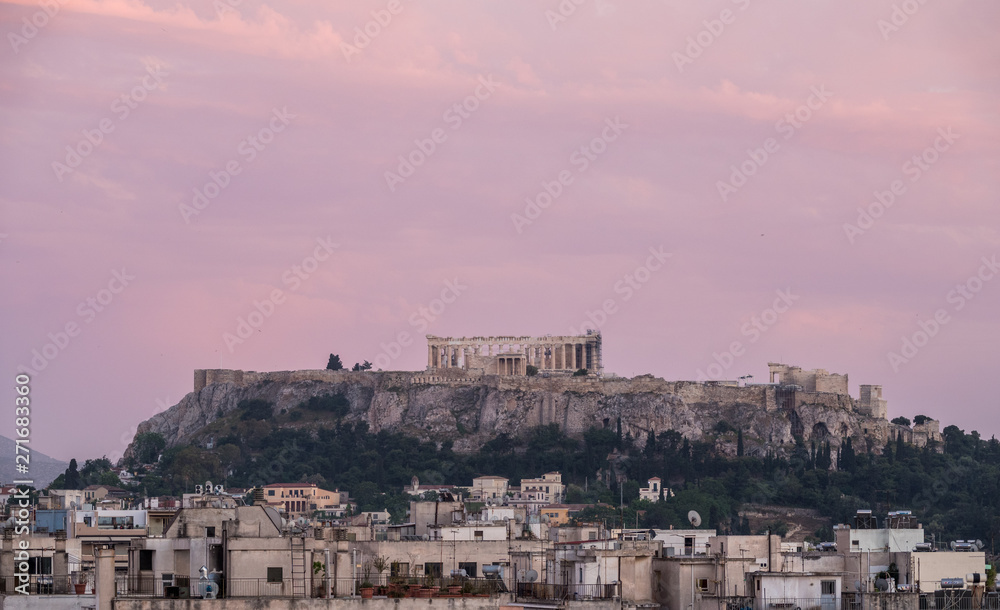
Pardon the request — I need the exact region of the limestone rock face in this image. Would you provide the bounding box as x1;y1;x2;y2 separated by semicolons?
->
125;369;889;461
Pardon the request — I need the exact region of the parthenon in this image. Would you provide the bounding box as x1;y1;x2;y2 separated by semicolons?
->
426;332;603;376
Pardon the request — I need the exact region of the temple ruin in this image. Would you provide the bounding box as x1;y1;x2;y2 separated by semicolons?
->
426;332;603;376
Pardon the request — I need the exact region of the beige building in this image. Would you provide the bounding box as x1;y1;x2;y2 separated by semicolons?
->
539;504;590;527
517;472;564;505
261;483;348;518
427;333;603;376
37;489;86;510
470;475;509;503
409;500;465;536
547;539;658;603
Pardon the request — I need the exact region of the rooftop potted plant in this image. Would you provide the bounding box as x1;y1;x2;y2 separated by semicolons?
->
360;580;374;599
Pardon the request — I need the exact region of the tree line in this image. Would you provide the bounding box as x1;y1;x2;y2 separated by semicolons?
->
51;397;1000;550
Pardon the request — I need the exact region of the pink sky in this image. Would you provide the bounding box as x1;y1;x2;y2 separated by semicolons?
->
2;0;998;462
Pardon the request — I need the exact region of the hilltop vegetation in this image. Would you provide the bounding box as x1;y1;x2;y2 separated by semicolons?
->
60;394;1000;547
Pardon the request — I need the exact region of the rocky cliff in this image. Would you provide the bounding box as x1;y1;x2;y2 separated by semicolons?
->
125;368;889;461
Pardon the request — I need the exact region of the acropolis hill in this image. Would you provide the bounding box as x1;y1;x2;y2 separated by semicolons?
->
129;334;940;459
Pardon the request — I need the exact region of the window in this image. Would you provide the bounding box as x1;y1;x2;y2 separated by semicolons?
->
267;567;283;583
589;531;597;540
424;562;443;578
268;490;275;496
459;562;477;578
697;578;709;592
27;557;52;575
474;530;484;542
139;550;153;571
821;581;836;595
391;562;409;577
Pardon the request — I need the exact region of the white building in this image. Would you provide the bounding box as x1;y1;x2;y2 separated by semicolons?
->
638;477;673;502
429;523;508;542
747;571;841;610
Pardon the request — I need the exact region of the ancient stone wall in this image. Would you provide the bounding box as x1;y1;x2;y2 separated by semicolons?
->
138;366;893;467
858;385;889;419
767;363;848;395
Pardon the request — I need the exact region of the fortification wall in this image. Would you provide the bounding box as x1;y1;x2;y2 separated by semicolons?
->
149;367;889;464
768;363;848;395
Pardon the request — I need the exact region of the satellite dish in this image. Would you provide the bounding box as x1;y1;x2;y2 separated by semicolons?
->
525;569;538;583
688;511;702;527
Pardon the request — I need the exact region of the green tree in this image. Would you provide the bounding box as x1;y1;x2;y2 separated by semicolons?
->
891;416;911;427
300;394;350;416
326;354;344;370
526;365;538;376
65;458;81;489
133;432;166;464
737;430;744;457
239;399;273;421
352;361;372;371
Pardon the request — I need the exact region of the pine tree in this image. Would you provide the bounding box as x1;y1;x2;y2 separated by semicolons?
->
326;354;343;371
840;437;856;472
65;459;81;489
737;430;744;457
